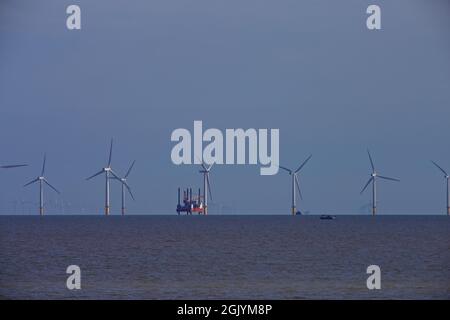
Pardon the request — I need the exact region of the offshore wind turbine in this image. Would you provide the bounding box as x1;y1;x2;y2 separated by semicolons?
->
24;154;60;215
86;139;126;215
111;160;136;215
431;161;449;215
1;161;27;214
199;161;213;215
280;154;312;215
360;150;400;215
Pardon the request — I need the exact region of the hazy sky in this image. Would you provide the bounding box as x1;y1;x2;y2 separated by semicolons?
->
1;0;449;214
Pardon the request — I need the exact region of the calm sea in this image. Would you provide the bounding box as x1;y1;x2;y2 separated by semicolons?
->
0;215;448;299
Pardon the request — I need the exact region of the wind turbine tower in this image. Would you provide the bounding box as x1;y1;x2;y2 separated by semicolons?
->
360;150;400;215
199;161;213;215
280;154;312;215
431;161;450;215
86;139;127;215
111;160;135;215
24;154;60;215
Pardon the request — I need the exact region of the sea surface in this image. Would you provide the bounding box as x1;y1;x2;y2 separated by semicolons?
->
0;215;449;299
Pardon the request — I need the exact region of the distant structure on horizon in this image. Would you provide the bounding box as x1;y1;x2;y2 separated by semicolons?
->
176;187;205;215
175;160;214;215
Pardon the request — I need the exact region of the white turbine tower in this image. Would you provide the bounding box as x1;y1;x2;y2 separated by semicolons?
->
86;139;126;215
111;160;135;215
199;161;213;215
280;154;312;215
24;154;60;215
360;150;400;216
431;161;449;216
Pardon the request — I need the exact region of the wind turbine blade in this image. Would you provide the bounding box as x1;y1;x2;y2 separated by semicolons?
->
125;160;136;178
44;179;60;194
360;177;373;194
24;178;39;187
110;170;134;199
0;164;27;168
108;139;113;167
279;166;292;174
41;153;46;176
109;169;120;180
431;161;448;176
295;174;303;200
196;156;208;171
378;175;400;182
86;169;104;180
367;149;375;171
295;154;312;173
125;183;135;201
207;175;213;201
200;159;214;172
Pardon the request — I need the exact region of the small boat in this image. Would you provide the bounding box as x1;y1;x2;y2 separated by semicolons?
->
320;215;336;220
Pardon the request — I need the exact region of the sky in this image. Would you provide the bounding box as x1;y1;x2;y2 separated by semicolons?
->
0;0;449;215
